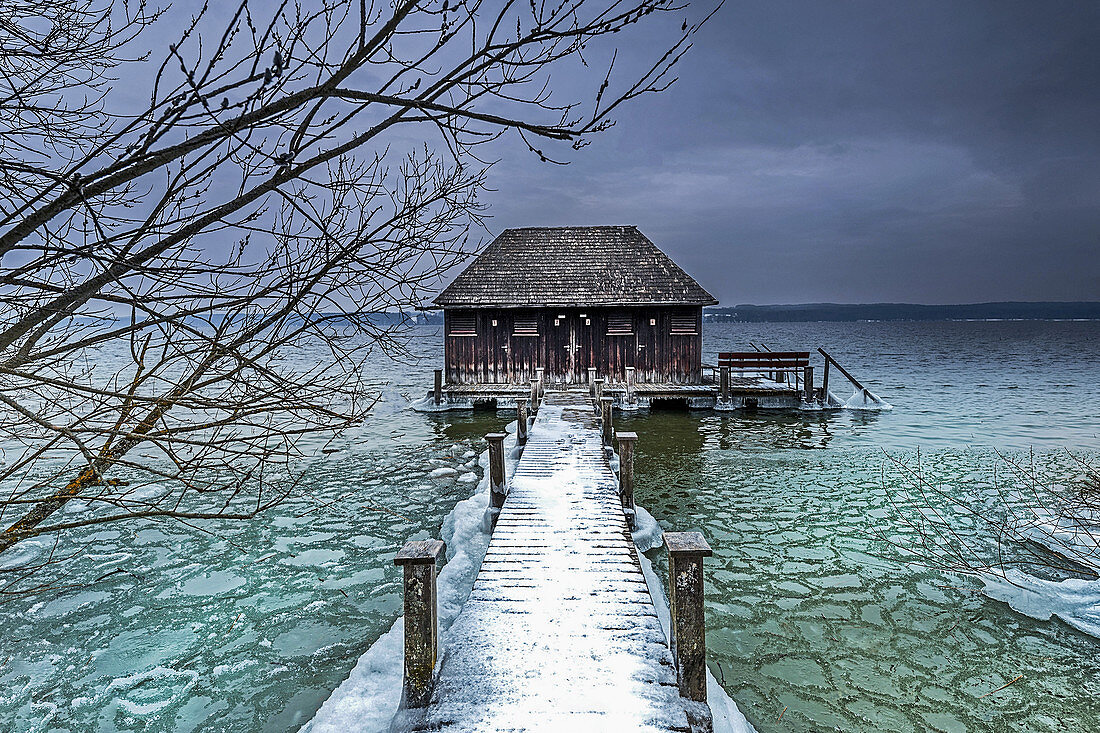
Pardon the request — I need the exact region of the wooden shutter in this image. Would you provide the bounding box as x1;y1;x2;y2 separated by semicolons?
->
670;313;698;335
512;316;539;336
606;313;633;335
448;313;477;336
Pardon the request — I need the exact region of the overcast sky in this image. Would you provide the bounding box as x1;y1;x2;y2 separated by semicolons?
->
480;1;1100;305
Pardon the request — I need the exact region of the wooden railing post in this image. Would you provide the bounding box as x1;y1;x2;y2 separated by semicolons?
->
588;367;597;397
433;369;443;406
516;399;528;447
486;432;508;526
821;358;830;403
600;396;614;446
625;366;636;405
664;531;713;729
594;378;605;411
529;378;539;413
719;365;730;403
536;367;545;398
394;539;447;709
616;432;637;529
803;365;814;404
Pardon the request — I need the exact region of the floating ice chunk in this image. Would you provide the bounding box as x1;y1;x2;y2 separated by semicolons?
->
408;395;452;412
429;467;458;479
456;472;478;484
106;666;199;718
981;570;1100;639
836;387;892;411
631;506;663;554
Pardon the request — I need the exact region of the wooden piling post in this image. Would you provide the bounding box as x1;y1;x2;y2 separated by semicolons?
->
394;539;447;709
588;367;597;397
719;365;730;403
625;366;636;405
486;432;508;526
529;378;539;413
664;531;713;725
821;358;830;403
433;369;443;406
594;378;605;411
600;396;614;446
803;365;814;404
516;399;528;447
616;432;637;529
536;367;545;398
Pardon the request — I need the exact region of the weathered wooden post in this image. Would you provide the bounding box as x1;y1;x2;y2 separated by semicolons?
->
625;366;637;405
394;538;446;709
664;532;713;731
719;365;730;404
588;367;597;397
433;369;443;406
600;396;614;446
536;367;545;398
803;365;814;404
529;378;539;413
616;432;637;529
594;378;605;411
516;399;528;447
486;432;508;526
821;358;830;403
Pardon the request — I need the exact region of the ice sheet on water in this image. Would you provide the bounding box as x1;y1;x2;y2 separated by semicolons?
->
305;433;515;732
981;570;1100;639
1017;507;1100;574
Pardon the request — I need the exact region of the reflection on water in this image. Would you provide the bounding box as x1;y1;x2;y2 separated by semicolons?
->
1;321;1098;732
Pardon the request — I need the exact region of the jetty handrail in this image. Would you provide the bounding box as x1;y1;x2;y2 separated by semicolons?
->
817;347;883;405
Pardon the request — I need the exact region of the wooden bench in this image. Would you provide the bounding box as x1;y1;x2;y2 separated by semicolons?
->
718;351;809;378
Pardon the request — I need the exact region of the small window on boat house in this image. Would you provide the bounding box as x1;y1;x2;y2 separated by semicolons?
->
670;313;698;335
448;314;477;336
606;313;633;335
513;315;539;336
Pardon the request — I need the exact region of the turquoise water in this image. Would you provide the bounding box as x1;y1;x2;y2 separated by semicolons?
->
2;321;1098;731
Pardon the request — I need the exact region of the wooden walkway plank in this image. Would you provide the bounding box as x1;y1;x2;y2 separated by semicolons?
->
405;390;693;732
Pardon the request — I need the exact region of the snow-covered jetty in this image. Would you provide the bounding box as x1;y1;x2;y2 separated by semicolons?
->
393;390;715;732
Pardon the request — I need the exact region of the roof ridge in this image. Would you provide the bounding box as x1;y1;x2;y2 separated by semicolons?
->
501;224;637;231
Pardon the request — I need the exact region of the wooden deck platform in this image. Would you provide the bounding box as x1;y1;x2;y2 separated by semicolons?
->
434;376;801;411
399;391;696;732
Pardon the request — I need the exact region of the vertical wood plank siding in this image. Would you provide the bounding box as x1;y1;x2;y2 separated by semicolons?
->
444;306;701;385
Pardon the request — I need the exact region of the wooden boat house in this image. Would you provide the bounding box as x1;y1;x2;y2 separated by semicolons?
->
433;226;718;386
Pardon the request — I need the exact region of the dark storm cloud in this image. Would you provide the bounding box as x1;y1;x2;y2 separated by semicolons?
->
483;1;1100;304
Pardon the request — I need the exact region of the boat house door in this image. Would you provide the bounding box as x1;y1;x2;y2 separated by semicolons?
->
568;312;592;384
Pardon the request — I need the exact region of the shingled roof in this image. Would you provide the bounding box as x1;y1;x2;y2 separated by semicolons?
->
434;226;718;308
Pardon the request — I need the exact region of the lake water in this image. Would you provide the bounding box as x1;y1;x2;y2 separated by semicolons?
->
2;321;1098;732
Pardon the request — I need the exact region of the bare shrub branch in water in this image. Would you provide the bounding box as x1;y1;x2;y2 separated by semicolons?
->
0;0;716;580
877;448;1100;582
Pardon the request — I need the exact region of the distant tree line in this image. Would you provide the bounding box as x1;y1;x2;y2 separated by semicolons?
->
705;302;1100;323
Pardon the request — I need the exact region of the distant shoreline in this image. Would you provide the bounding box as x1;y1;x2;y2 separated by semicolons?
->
405;302;1100;324
703;302;1100;323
